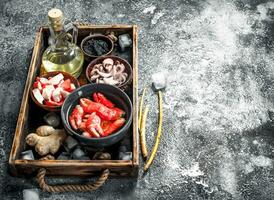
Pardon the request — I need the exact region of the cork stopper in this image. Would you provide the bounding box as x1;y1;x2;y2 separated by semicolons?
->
48;8;63;31
48;8;63;21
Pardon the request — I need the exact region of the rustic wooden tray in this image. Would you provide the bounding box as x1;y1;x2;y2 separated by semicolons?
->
8;24;139;180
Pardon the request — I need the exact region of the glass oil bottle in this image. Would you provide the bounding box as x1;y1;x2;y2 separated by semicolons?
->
42;8;84;78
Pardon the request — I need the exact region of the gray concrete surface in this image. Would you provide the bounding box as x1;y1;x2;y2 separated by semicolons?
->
1;0;274;199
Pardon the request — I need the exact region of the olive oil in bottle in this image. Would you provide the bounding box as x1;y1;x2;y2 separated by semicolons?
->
42;9;84;78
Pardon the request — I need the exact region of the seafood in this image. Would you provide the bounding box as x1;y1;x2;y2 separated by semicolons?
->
85;112;103;137
69;92;126;138
103;58;114;68
80;98;122;121
101;118;126;137
93;92;114;108
89;58;128;86
69;105;84;130
32;73;76;106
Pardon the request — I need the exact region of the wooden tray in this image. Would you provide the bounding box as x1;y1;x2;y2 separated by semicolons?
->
8;24;139;179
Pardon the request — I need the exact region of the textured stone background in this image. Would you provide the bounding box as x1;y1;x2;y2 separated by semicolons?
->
1;0;274;199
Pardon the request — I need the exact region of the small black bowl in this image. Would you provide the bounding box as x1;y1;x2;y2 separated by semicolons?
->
80;34;114;62
61;83;132;147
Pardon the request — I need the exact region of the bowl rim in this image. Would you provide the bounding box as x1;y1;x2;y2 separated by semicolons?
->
61;83;133;141
85;55;133;88
30;71;80;110
80;34;114;58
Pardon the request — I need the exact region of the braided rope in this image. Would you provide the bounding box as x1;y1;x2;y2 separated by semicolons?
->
37;168;109;192
37;153;110;192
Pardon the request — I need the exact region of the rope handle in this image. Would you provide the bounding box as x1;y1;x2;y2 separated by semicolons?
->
37;153;111;192
37;168;110;192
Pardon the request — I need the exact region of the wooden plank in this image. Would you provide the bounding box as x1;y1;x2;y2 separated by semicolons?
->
14;160;132;168
132;25;139;168
9;27;42;164
75;23;133;29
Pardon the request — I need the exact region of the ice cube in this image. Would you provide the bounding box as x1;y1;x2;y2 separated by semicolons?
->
118;34;132;52
151;72;167;91
83;146;103;153
63;136;78;152
71;147;86;159
120;136;131;150
119;145;127;152
20;150;34;160
118;152;132;160
43;112;60;128
23;189;39;200
57;152;70;160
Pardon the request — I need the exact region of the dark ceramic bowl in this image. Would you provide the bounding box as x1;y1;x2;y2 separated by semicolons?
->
80;34;114;62
61;83;132;147
86;55;133;90
30;71;80;112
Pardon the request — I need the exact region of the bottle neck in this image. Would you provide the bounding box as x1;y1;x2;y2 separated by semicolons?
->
48;21;71;50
